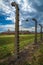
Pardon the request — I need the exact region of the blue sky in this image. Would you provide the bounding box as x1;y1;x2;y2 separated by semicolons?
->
0;0;43;32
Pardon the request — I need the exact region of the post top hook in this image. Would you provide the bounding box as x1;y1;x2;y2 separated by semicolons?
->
11;2;16;6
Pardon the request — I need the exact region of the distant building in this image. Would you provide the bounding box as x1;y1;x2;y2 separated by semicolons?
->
0;31;31;35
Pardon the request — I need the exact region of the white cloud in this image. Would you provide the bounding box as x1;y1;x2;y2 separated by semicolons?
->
16;0;21;4
20;26;40;32
0;0;37;28
21;0;37;12
0;24;34;32
4;24;15;31
0;0;11;14
6;16;15;23
0;0;22;26
19;26;35;32
0;24;41;32
0;0;42;33
34;0;42;6
0;24;15;31
0;0;37;16
6;16;22;26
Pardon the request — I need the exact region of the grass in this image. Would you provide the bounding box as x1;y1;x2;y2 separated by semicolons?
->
0;34;43;65
0;34;40;59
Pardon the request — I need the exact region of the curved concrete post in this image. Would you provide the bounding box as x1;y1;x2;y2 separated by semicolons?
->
32;18;37;44
11;2;19;59
39;24;43;41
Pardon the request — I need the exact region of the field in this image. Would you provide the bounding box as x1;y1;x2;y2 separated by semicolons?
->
0;34;43;65
0;34;41;59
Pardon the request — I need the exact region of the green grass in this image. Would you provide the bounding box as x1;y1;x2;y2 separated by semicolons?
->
0;34;43;65
0;34;40;59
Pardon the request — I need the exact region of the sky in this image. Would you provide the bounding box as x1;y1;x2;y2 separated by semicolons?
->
0;0;43;33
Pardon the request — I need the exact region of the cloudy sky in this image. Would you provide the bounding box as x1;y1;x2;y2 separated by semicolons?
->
0;0;43;33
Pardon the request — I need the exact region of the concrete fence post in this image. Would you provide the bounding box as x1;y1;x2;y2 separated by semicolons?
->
39;24;43;41
32;18;37;44
11;2;19;59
